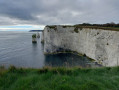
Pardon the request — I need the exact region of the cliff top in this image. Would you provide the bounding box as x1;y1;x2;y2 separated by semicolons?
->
46;23;119;31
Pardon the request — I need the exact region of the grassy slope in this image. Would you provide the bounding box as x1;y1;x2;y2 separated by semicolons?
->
0;66;119;90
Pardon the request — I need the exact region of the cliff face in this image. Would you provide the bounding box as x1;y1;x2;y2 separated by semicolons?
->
42;25;119;66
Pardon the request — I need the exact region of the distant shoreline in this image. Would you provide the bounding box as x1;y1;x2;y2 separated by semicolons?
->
29;30;43;32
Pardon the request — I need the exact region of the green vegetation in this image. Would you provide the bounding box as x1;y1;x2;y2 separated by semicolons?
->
32;34;36;38
1;66;119;90
62;26;67;28
62;25;74;28
75;26;119;31
46;25;57;31
46;25;56;28
32;34;37;43
74;27;79;33
46;23;119;31
74;23;119;31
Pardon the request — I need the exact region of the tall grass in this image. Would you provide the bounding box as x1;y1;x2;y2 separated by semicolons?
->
0;66;119;90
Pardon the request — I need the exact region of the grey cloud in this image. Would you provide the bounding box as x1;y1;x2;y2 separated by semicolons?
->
0;0;119;25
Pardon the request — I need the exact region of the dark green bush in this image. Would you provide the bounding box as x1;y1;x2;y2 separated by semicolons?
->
32;34;36;38
8;66;17;72
74;27;79;33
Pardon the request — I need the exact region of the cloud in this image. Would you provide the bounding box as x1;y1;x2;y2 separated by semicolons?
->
0;0;119;27
0;25;45;31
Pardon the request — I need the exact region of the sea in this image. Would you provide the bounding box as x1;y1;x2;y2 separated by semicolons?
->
0;31;100;68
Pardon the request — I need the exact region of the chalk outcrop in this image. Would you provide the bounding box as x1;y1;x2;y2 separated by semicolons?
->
41;25;119;66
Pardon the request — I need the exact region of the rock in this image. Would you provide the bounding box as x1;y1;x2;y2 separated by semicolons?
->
42;25;119;66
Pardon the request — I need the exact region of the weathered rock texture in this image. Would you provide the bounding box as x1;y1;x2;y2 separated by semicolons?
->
41;25;119;66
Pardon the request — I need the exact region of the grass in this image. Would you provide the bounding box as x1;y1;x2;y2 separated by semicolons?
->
46;25;119;31
1;66;119;90
75;26;119;31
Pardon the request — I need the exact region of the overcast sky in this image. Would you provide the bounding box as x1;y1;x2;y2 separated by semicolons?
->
0;0;119;31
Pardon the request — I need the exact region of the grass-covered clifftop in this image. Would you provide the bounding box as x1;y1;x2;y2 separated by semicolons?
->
1;66;119;90
46;23;119;31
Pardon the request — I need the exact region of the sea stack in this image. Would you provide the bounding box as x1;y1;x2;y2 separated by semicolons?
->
37;32;40;38
32;34;37;43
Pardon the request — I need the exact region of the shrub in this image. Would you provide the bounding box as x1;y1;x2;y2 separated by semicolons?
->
9;66;17;72
32;34;36;38
74;27;79;33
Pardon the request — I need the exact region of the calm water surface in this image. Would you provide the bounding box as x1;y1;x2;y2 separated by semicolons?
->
0;31;100;68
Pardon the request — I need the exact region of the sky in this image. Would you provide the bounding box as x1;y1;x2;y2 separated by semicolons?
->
0;0;119;31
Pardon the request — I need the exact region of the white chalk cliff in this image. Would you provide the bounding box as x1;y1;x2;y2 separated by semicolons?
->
41;25;119;66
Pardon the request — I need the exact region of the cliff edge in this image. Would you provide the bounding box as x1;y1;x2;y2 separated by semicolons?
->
41;25;119;66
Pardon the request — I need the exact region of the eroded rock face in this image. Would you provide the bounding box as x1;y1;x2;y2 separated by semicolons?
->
42;25;119;66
